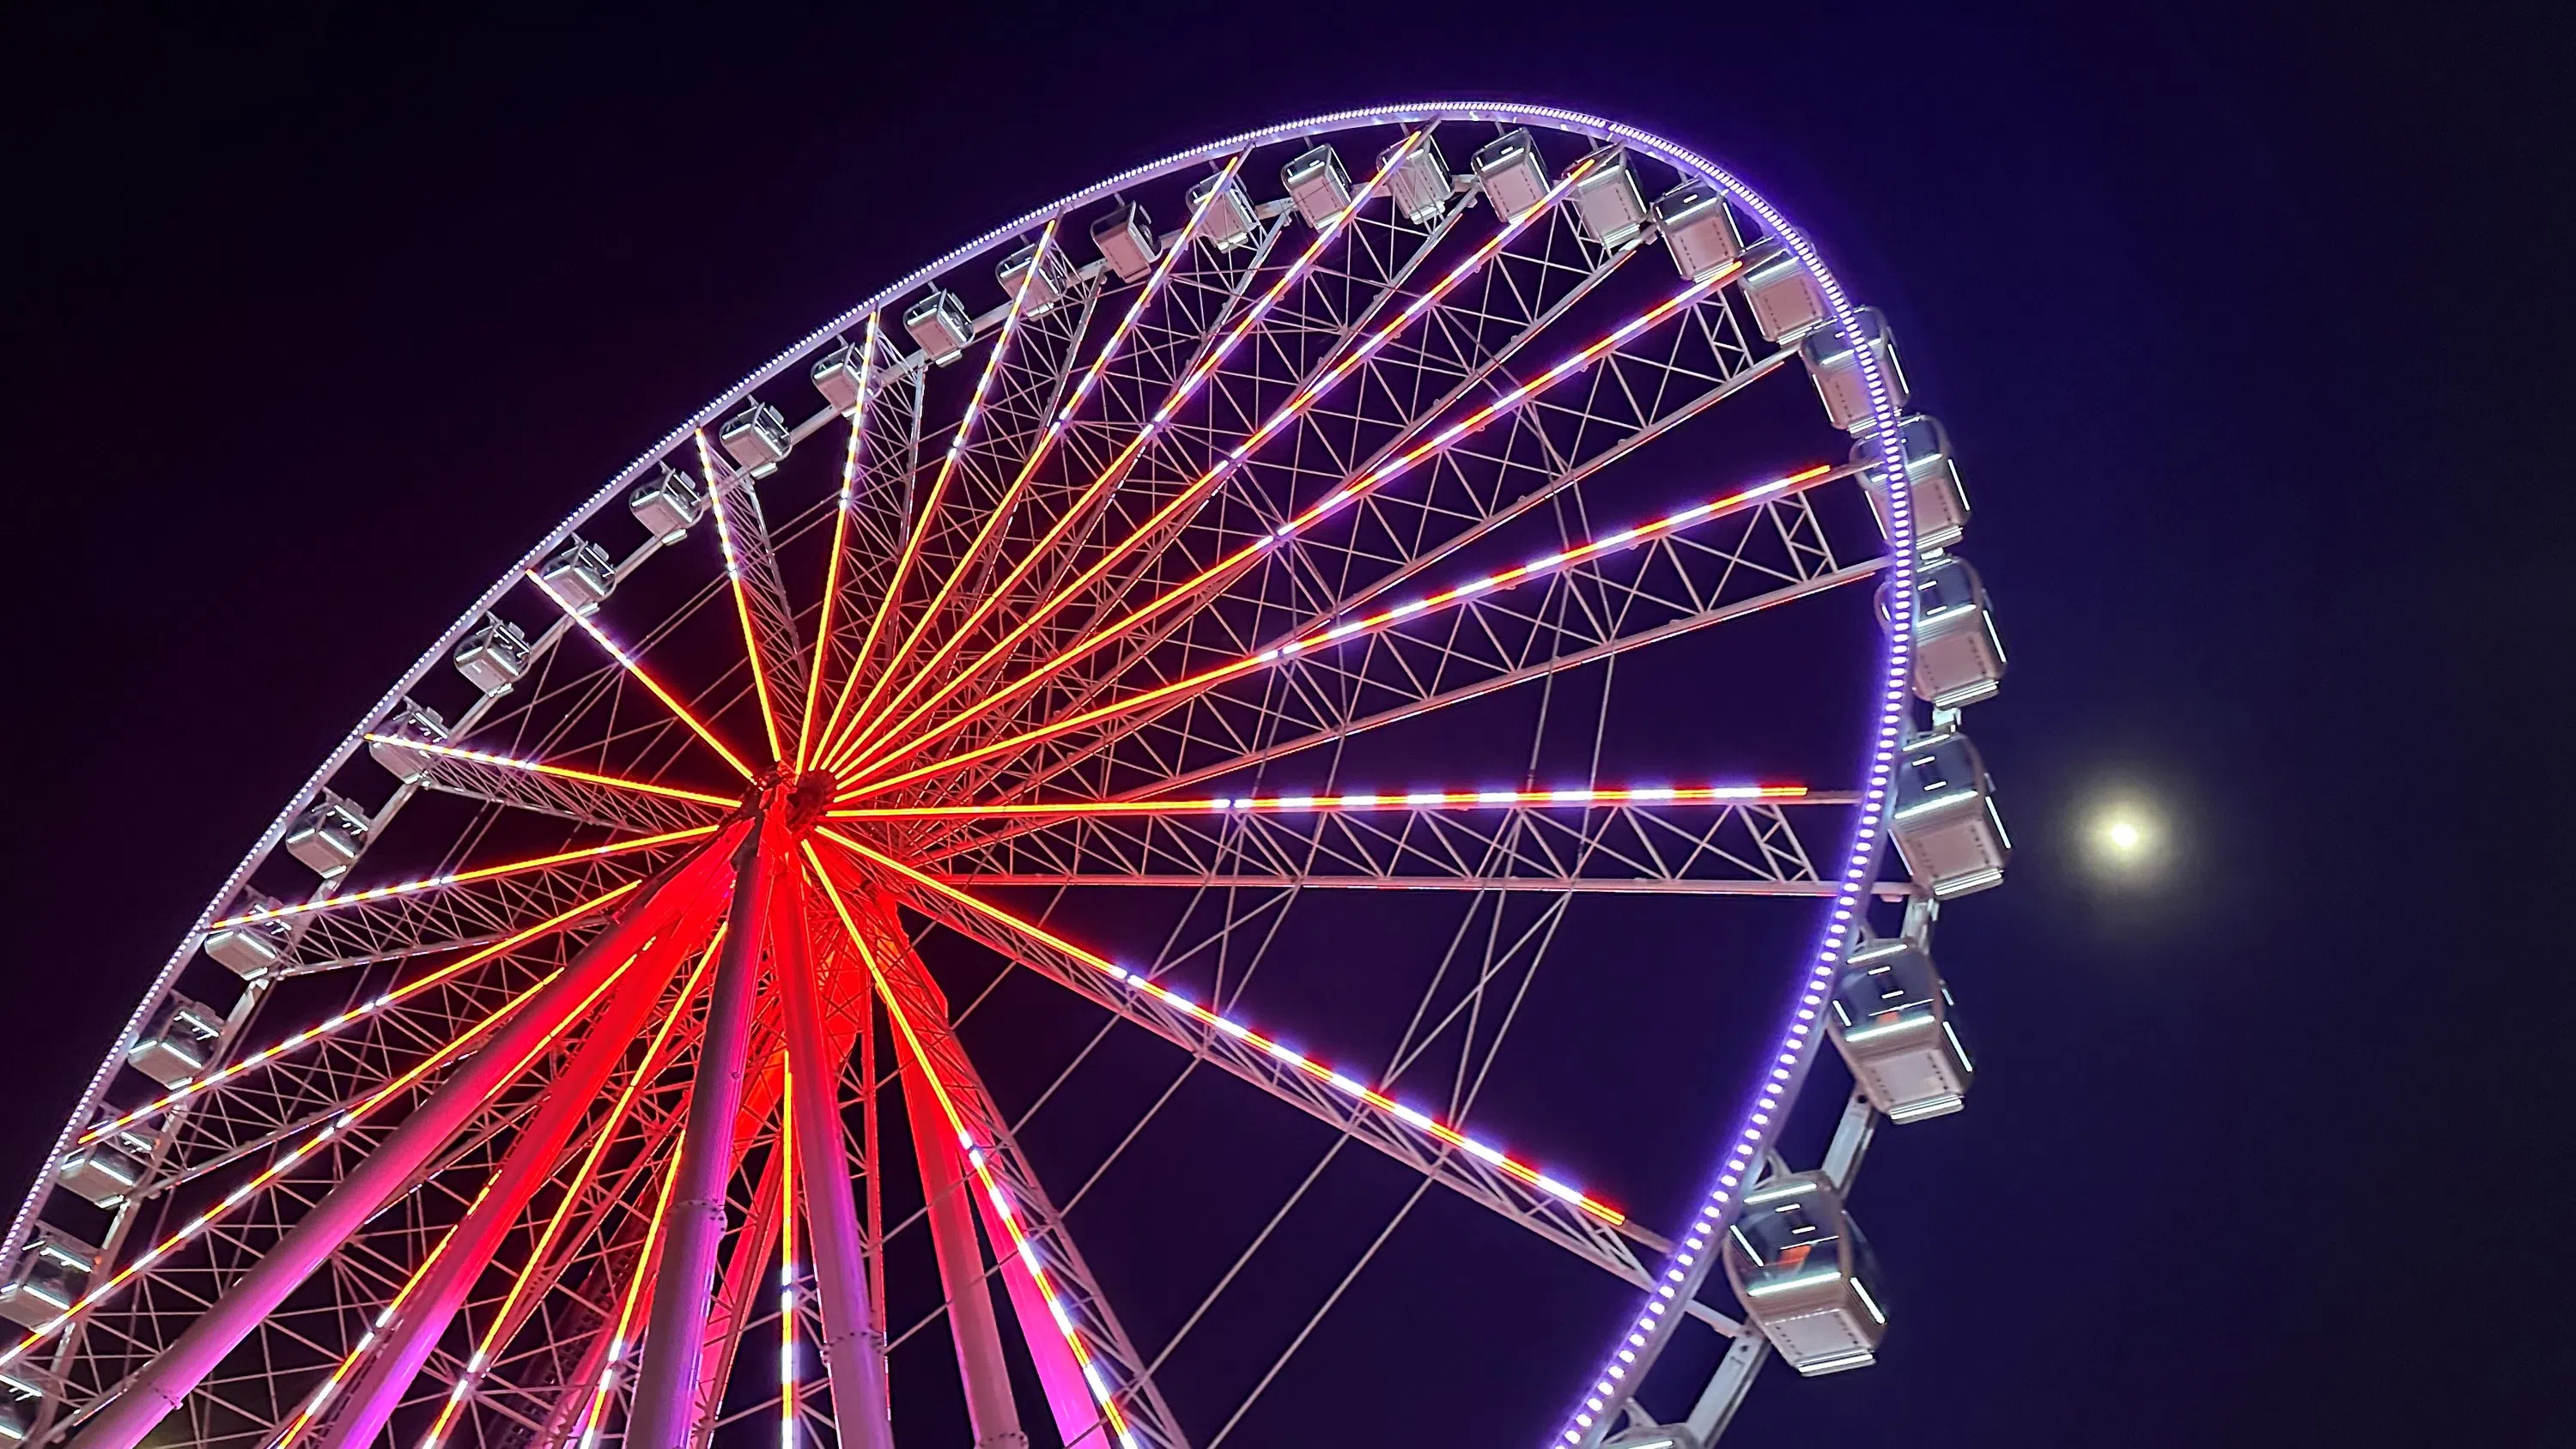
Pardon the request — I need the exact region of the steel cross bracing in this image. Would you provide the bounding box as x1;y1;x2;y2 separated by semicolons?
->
903;283;1777;811
15;110;1960;1449
925;797;1850;897
821;876;1192;1449
829;840;1694;1313
960;468;1870;813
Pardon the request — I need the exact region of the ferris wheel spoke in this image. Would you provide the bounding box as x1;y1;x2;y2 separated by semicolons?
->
794;314;885;775
405;929;719;1449
1009;506;1884;813
813;834;1677;1297
847;451;1837;808
61;848;734;1449
823;227;1104;762
823;220;1073;779
990;159;1639;735
839;270;1727;798
195;828;720;985
828;134;1455;780
835;139;1564;782
826;167;1263;765
934;291;1784;809
694;434;811;765
529;571;760;780
804;858;1189;1449
376;737;736;834
927;796;1851;897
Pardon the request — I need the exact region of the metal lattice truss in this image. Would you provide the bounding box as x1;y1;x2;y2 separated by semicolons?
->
6;109;1962;1449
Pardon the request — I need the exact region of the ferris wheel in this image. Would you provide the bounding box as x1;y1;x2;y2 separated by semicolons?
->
1;104;2009;1449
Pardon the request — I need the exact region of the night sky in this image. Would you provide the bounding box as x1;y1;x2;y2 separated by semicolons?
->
8;3;2564;1444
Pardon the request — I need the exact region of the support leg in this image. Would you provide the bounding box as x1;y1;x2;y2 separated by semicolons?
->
66;844;733;1449
774;873;896;1449
629;823;775;1449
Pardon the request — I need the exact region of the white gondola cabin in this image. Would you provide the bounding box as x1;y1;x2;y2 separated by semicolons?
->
367;700;449;783
1184;170;1258;251
1654;179;1743;282
204;887;294;980
1828;937;1973;1122
283;792;369;876
629;464;708;544
1854;414;1971;550
1889;729;2009;898
902;289;974;365
1571;149;1648;249
127;994;223;1088
1473;128;1548;219
538;536;615;615
1800;306;1909;433
1378;134;1451;226
1737;239;1828;343
0;1224;96;1329
719;402;791;476
1722;1172;1888;1375
997;239;1073;314
1282;143;1352;228
811;342;868;416
56;1125;156;1208
1091;200;1157;282
1880;555;2005;708
454;614;531;694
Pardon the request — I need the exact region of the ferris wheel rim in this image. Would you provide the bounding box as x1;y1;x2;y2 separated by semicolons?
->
12;101;1931;1449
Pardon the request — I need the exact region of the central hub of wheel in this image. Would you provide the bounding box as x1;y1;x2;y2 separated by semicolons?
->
780;769;838;836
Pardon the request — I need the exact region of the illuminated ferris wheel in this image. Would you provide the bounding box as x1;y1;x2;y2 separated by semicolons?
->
1;104;2008;1449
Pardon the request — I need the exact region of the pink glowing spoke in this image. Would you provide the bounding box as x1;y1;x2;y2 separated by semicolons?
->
798;312;883;774
696;431;787;765
830;783;1815;821
361;736;737;807
531;568;758;780
82;885;640;1148
203;825;720;931
0;965;569;1374
823;217;1064;774
413;935;719;1449
800;852;1141;1447
841;265;1735;794
824;162;1247;766
817;830;1625;1225
828;136;1446;780
838;458;1820;803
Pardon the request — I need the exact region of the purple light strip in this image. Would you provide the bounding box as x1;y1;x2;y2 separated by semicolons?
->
1538;136;1918;1446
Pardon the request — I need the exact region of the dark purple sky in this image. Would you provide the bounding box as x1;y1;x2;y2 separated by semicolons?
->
6;3;2561;1443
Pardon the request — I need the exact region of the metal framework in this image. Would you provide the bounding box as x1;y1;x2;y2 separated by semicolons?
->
3;105;1993;1449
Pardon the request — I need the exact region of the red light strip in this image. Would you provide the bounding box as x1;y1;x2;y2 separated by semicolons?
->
823;142;1422;774
361;736;738;807
572;1131;685;1449
814;831;1625;1225
841;268;1740;793
413;934;720;1449
840;458;1818;803
796;312;882;775
826;217;1064;768
269;955;637;1449
696;431;787;765
205;825;720;931
822;165;1243;767
831;138;1577;782
830;784;1811;821
84;884;641;1146
800;851;1139;1449
531;568;758;780
775;1054;799;1449
0;966;570;1374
